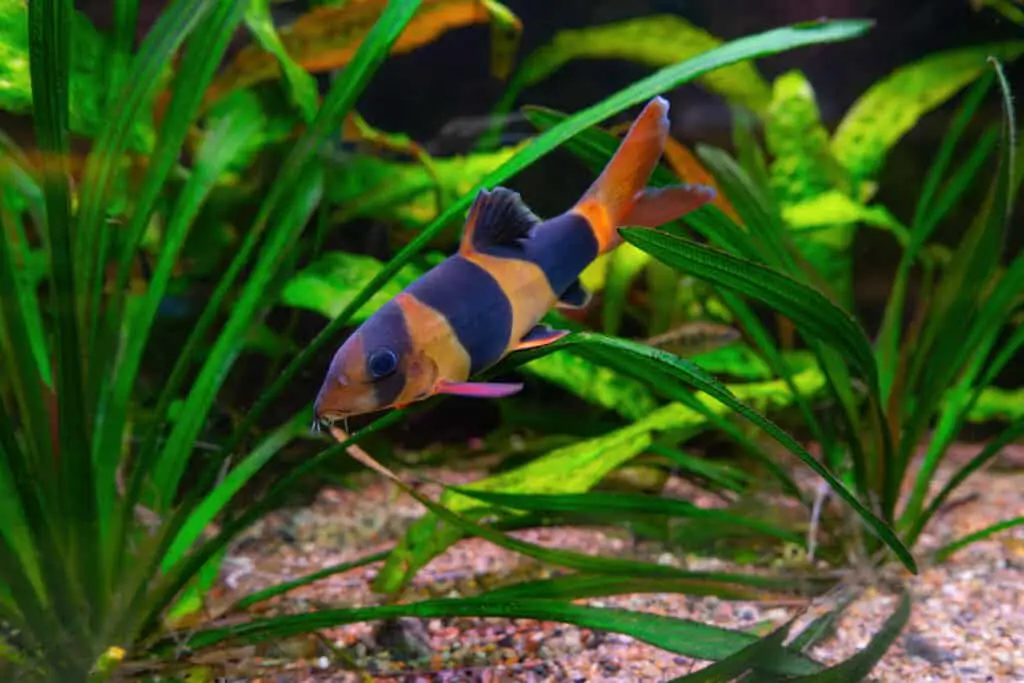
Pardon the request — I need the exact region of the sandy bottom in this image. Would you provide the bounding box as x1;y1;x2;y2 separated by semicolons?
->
188;443;1023;682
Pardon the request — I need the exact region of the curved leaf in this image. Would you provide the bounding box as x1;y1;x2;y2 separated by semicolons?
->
242;0;320;122
498;14;773;119
621;228;879;394
206;0;521;104
766;70;850;204
171;598;819;675
280;251;426;323
496;333;916;573
832;41;1024;181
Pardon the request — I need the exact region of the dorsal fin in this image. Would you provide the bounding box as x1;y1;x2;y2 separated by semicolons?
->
459;187;541;255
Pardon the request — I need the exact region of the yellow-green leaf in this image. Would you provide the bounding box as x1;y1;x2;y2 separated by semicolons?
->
0;0;158;151
280;251;426;322
242;0;321;122
520;350;659;420
765;70;850;205
781;189;910;246
498;15;772;117
832;41;1024;182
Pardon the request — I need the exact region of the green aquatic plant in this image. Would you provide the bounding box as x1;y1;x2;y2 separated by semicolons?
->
540;57;1023;566
487;12;1023;316
0;5;916;681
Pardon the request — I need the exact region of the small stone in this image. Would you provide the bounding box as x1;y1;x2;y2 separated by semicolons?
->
903;634;957;665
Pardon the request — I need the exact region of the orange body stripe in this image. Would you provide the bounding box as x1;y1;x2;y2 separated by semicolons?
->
461;251;557;353
392;292;472;402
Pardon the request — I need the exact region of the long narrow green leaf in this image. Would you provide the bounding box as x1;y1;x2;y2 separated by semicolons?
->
451;489;804;543
502;333;916;573
907;419;1024;545
784;589;910;682
78;0;220;356
94;0;247;449
104;79;261;578
934;517;1024;562
146;0;421;507
29;0;100;631
667;618;796;682
621;228;879;395
166;598;819;675
478;573;807;603
226;19;876;455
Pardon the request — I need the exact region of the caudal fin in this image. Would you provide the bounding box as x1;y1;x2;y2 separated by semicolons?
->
570;96;715;253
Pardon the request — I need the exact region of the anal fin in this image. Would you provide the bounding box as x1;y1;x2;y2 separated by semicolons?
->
514;324;570;351
556;279;592;309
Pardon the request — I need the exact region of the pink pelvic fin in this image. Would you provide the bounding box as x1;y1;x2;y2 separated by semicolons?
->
434;380;524;398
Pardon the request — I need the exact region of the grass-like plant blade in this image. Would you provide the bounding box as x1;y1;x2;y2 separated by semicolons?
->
230;550;391;611
227;18;875;452
478;574;808;603
141;0;422;480
77;0;220;354
450;488;803;544
169;598;820;675
144;0;423;508
103;83;261;575
908;418;1024;545
934;517;1024;563
783;589;910;682
29;0;102;632
666;618;796;682
895;59;1016;480
621;228;879;395
505;333;916;573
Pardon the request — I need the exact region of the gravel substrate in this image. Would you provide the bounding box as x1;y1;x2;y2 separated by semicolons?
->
189;442;1023;682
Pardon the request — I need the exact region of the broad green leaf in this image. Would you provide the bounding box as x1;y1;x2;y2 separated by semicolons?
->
621;228;879;394
326;142;528;227
279;251;426;323
832;41;1024;182
964;384;1024;423
242;0;321;122
782;190;909;246
766;70;850;204
519;350;659;420
0;0;157;151
500;333;915;572
496;14;773;123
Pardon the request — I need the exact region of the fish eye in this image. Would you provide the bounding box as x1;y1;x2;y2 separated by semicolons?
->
367;347;399;379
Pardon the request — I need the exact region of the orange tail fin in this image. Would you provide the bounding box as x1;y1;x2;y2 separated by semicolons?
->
571;96;714;253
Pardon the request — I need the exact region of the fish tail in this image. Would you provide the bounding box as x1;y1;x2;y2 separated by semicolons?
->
571;96;715;254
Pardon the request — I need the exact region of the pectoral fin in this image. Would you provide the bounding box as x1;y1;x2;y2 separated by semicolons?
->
434;380;524;398
514;324;570;351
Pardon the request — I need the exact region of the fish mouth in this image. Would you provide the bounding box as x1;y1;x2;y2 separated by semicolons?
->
312;411;347;432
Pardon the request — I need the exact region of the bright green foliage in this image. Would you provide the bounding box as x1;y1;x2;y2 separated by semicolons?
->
964;385;1024;423
242;0;321;122
833;41;1024;183
326;141;528;226
280;250;427;322
519;350;660;420
0;0;159;152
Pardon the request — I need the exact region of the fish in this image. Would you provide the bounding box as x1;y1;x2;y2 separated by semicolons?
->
313;96;716;425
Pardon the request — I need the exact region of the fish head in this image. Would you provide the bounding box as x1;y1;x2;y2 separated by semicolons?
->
312;301;436;425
